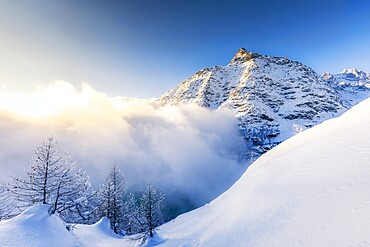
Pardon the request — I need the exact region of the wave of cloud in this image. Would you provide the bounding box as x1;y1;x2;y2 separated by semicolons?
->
0;81;247;215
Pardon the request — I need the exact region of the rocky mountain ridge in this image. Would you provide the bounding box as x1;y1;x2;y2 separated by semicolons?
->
158;48;370;160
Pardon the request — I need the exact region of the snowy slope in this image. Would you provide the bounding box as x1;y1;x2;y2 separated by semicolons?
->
153;96;370;246
73;217;131;247
159;48;346;158
0;205;78;247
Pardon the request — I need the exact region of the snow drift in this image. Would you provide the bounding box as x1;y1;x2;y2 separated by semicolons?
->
0;205;77;247
73;217;129;247
154;96;370;246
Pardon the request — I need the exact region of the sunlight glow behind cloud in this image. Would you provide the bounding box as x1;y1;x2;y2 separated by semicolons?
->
0;81;100;118
0;81;247;213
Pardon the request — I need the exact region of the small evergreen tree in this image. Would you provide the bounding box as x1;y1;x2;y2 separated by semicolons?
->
139;182;164;237
123;192;145;234
9;137;93;222
53;166;95;223
0;182;14;220
98;165;126;234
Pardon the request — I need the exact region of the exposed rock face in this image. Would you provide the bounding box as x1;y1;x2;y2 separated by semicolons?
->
229;48;261;63
158;49;368;160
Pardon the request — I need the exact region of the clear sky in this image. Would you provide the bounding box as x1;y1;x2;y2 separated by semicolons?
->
0;0;369;98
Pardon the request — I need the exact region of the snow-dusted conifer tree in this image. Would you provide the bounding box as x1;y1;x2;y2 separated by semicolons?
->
53;165;95;223
98;164;126;234
65;189;99;224
139;182;164;237
9;137;93;222
0;182;14;220
123;192;144;234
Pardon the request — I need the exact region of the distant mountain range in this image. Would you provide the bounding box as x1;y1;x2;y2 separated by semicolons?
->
323;68;370;108
158;48;370;160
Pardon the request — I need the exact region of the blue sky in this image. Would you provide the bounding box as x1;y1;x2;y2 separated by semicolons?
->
0;0;369;97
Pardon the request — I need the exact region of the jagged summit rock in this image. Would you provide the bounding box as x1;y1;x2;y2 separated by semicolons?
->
229;48;261;64
158;50;369;161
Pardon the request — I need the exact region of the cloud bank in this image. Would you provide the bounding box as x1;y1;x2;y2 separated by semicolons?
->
0;81;247;215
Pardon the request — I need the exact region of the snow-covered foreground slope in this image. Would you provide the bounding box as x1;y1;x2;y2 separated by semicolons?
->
154;96;370;246
0;205;77;247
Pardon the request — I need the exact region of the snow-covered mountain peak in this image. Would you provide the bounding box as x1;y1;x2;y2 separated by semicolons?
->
340;68;369;80
229;47;261;64
159;50;347;159
324;68;370;82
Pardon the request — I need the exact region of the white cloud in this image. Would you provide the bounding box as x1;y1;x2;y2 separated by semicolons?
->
0;81;247;213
